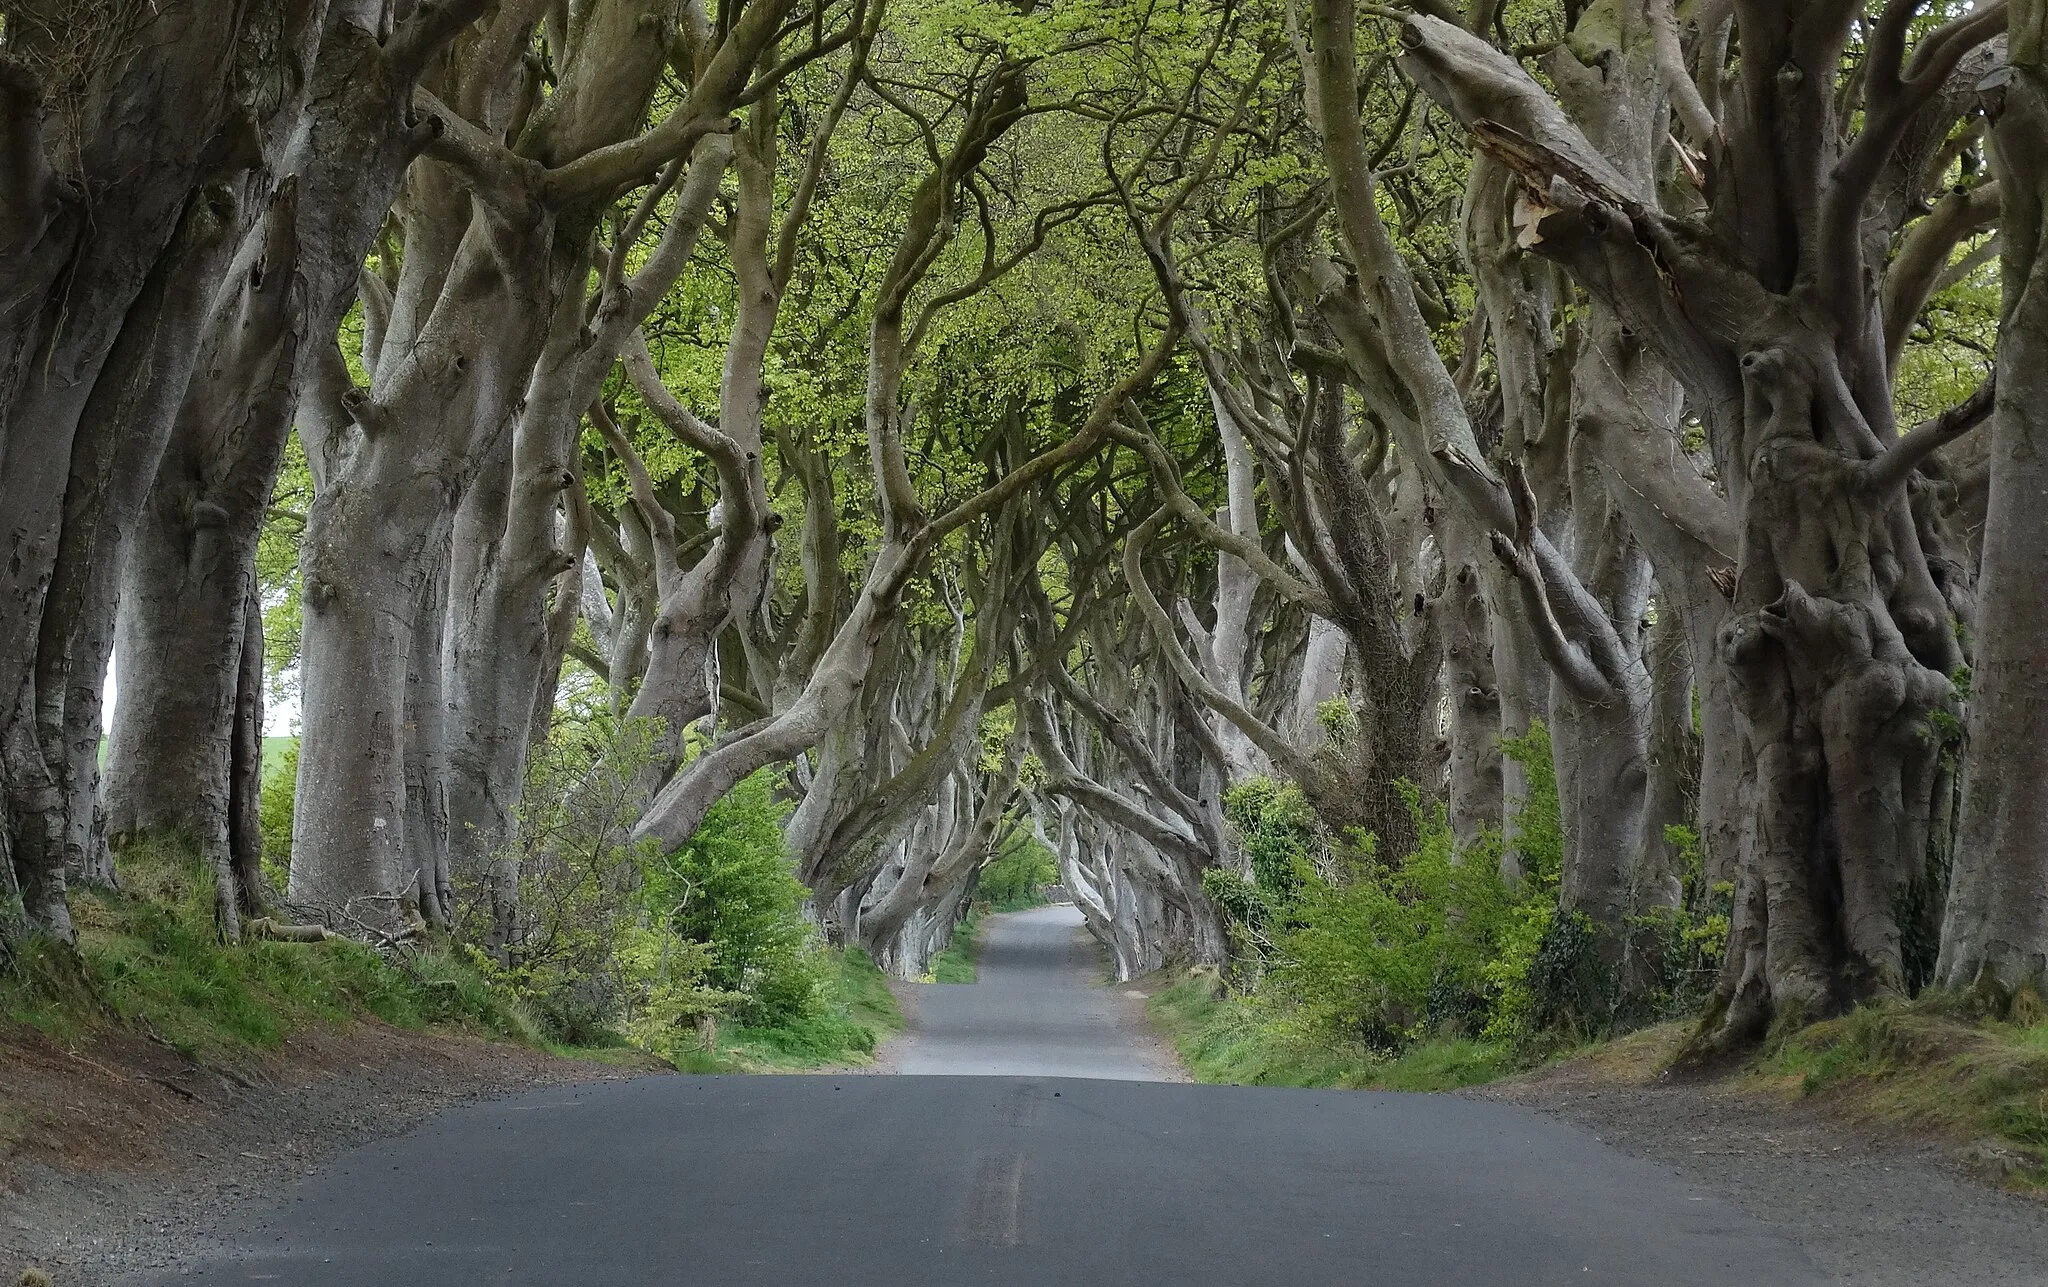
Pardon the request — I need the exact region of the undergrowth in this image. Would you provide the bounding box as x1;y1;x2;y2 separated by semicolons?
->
1;832;902;1078
1757;991;2048;1184
0;837;540;1061
1149;971;1516;1091
978;837;1058;913
928;913;981;983
667;947;902;1072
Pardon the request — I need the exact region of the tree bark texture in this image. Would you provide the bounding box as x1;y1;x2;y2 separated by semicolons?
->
1939;6;2048;1000
1395;2;2001;1041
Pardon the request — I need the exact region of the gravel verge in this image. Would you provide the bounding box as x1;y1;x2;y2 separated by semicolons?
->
2;1022;655;1286
1471;1049;2048;1286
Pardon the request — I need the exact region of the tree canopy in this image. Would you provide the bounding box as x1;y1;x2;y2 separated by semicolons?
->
3;0;2042;1057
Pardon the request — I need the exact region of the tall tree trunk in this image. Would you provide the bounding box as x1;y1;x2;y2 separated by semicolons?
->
1393;3;2000;1044
1938;13;2048;1000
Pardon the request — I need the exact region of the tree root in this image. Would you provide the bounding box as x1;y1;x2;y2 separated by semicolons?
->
246;916;334;943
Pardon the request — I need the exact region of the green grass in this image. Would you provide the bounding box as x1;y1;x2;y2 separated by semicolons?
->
1149;970;1515;1091
1755;992;2048;1183
2;837;542;1061
261;736;297;781
668;947;904;1073
927;913;982;983
3;838;903;1085
95;735;296;779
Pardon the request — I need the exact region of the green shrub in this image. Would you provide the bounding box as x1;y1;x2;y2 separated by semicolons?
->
642;769;819;1027
1149;970;1512;1091
979;837;1057;911
1480;722;1570;1046
1270;786;1517;1047
1619;825;1734;1027
457;713;853;1060
680;947;904;1072
1222;775;1320;903
928;913;981;982
1201;722;1587;1058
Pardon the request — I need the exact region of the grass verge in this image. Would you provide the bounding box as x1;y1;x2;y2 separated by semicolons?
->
2;840;541;1063
1149;970;1516;1091
927;912;982;984
1;839;897;1078
1752;992;2048;1185
668;947;903;1073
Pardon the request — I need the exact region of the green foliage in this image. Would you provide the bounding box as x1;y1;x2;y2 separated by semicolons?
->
671;948;903;1073
256;437;310;703
454;716;665;1045
1203;723;1590;1063
1498;722;1563;886
452;714;893;1068
1619;826;1735;1028
1199;867;1273;933
258;740;298;894
1221;775;1320;903
1515;909;1615;1042
1271;786;1520;1049
1;837;539;1059
1313;697;1357;746
1148;971;1513;1092
978;836;1057;911
927;913;981;983
643;770;818;1027
1479;722;1568;1044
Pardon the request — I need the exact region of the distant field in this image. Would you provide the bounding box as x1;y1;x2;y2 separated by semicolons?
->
95;736;298;781
262;736;297;780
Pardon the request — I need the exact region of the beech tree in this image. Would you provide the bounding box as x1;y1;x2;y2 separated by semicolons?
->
6;0;2042;1065
1388;0;2006;1040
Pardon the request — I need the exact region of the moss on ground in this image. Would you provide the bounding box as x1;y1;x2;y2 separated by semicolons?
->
1148;970;1516;1091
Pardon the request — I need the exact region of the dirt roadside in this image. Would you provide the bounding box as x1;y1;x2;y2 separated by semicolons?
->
1471;1040;2048;1286
1;1021;658;1286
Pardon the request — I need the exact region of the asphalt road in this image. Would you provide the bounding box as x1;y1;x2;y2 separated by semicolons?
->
143;906;1827;1286
888;903;1176;1078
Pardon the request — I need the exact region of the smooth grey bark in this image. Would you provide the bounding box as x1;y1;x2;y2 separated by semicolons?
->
1288;614;1349;752
36;186;245;897
290;0;789;924
226;582;268;924
1396;3;2003;1042
1190;387;1274;783
1441;562;1502;849
0;0;312;949
102;5;488;916
1130;233;1439;854
1938;12;2048;1000
1638;605;1698;915
441;128;734;901
810;504;1034;908
864;746;1021;977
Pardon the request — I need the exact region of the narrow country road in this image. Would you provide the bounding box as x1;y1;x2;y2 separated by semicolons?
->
885;904;1180;1079
141;907;1825;1286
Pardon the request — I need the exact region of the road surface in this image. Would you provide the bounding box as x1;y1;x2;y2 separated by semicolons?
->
140;905;1826;1285
886;903;1179;1078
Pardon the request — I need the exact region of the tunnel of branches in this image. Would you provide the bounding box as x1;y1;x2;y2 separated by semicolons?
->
5;0;2047;1057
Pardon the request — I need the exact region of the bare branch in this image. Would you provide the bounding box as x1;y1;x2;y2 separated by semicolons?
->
1865;375;1996;495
